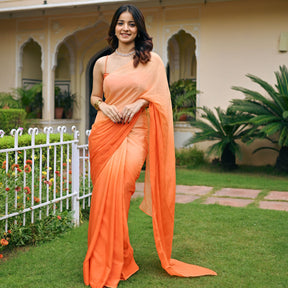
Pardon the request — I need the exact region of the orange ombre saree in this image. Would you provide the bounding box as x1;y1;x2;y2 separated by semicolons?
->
83;52;216;288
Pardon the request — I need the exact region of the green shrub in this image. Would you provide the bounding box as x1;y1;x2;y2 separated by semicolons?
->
0;93;21;109
14;83;43;119
0;109;26;135
175;147;207;168
0;210;74;253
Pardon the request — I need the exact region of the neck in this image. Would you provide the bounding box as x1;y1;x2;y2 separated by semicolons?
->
117;43;135;54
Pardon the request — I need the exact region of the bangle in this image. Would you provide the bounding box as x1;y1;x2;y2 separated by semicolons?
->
94;99;103;110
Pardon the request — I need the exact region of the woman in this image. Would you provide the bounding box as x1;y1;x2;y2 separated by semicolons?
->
83;4;216;288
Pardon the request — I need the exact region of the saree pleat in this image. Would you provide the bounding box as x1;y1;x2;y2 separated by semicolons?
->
83;53;216;288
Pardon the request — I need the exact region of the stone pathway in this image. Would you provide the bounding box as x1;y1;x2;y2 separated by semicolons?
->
134;183;288;212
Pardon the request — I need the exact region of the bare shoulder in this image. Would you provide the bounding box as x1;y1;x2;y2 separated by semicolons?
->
93;56;107;74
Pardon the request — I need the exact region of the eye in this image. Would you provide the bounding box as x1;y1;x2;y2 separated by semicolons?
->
129;23;136;27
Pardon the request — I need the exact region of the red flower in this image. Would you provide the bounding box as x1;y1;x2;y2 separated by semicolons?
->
55;171;60;175
26;160;33;164
8;230;11;234
1;161;6;169
24;164;31;173
11;164;19;170
24;186;31;194
27;197;30;201
0;239;9;246
63;163;67;167
43;180;52;186
0;254;3;259
57;215;61;220
5;187;10;192
34;197;40;203
17;168;22;173
69;170;72;175
15;186;21;192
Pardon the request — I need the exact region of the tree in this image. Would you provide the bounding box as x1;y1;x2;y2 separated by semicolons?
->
231;65;288;172
185;106;252;169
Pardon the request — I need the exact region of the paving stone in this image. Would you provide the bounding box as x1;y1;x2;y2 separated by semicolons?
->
132;191;144;199
176;185;212;195
133;183;288;212
264;191;288;201
175;195;199;204
204;197;254;207
214;188;261;199
135;182;144;192
259;201;288;211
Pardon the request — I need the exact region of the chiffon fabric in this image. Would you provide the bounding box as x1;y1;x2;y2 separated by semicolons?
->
83;52;216;288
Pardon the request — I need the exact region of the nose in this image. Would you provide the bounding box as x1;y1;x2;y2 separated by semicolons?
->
123;23;129;30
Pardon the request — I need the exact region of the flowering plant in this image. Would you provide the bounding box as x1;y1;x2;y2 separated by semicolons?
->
0;158;74;259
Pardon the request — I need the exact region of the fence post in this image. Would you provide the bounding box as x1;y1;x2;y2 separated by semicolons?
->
71;126;80;226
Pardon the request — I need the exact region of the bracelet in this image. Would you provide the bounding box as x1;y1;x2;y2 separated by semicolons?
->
94;99;103;111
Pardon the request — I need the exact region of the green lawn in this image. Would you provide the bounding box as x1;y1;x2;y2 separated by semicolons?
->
1;198;287;288
1;167;288;287
138;167;288;191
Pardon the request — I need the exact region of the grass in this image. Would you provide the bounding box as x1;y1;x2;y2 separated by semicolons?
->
0;198;287;287
138;166;288;191
1;166;288;287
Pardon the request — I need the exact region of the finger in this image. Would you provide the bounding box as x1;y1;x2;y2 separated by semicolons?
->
127;113;134;123
123;111;132;123
110;108;121;123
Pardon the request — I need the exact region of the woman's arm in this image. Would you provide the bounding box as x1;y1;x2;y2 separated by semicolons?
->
91;58;122;123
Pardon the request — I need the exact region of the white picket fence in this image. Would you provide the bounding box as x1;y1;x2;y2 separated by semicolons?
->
0;126;92;232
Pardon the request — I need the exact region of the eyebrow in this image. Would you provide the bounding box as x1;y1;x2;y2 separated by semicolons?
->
117;20;135;23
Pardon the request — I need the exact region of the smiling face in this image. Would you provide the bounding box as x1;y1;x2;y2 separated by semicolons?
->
115;11;138;46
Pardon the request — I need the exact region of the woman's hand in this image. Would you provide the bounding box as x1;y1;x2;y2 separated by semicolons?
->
121;99;148;124
99;102;122;123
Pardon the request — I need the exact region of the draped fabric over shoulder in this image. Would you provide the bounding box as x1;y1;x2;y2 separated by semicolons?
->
83;52;216;288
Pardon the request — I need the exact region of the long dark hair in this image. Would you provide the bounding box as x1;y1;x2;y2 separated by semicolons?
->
107;4;153;67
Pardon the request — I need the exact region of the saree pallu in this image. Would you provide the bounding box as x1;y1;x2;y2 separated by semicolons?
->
83;52;216;288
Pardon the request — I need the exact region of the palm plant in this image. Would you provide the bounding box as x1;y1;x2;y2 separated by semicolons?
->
14;83;43;118
185;106;253;169
231;65;288;172
170;79;197;121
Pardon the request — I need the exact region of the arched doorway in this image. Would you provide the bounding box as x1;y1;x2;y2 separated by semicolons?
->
21;38;43;118
167;29;197;84
87;47;112;130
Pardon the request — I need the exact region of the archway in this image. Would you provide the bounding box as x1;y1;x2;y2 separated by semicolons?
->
54;43;72;119
167;29;197;84
52;20;109;126
21;38;43;118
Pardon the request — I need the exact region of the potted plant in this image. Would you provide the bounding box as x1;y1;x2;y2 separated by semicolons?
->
170;79;198;121
63;91;77;119
55;86;65;119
